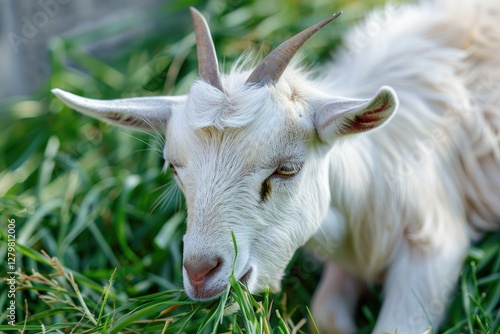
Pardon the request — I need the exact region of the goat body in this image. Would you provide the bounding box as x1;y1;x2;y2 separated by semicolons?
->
308;1;500;331
53;0;500;332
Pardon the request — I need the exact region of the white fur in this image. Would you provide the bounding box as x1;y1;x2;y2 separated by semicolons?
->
53;0;500;332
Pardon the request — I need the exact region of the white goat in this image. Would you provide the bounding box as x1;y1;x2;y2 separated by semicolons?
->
52;0;500;332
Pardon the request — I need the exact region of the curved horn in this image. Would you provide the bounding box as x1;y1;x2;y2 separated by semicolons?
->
190;7;223;91
246;12;342;87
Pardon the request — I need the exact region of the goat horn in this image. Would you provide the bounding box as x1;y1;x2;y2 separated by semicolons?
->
246;12;342;87
190;7;223;91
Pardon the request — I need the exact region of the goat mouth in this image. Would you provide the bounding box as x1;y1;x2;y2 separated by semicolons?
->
239;267;252;285
189;268;253;301
191;284;226;301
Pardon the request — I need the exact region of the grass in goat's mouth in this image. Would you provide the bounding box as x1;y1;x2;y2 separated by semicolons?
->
0;236;300;333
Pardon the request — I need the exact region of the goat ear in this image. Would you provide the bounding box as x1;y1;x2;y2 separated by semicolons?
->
52;89;187;131
314;86;398;144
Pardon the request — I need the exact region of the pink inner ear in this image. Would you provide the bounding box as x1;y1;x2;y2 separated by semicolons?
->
340;97;392;135
106;113;146;127
355;100;389;123
316;87;398;141
319;101;367;130
106;113;124;122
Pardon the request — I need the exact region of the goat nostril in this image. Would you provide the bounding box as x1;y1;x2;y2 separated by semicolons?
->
184;257;223;283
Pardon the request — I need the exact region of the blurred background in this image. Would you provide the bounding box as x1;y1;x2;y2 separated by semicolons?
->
1;0;498;332
0;0;384;99
1;0;176;98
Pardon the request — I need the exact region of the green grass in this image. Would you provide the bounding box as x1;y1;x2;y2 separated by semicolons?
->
0;0;499;333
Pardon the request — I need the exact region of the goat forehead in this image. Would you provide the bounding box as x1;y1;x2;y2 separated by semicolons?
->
184;83;271;130
167;84;311;167
172;119;306;167
183;78;310;130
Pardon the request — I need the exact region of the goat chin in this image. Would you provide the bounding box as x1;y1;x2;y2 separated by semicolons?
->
52;0;500;332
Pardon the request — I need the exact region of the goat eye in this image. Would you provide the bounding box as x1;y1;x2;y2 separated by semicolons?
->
168;163;177;175
273;162;302;178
